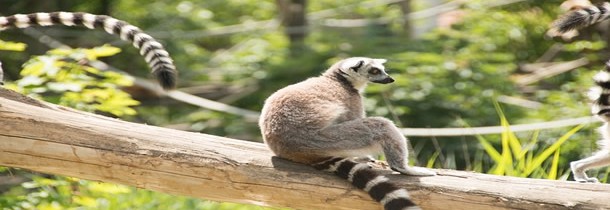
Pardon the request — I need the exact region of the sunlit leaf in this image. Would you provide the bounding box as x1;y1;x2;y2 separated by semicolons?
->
17;75;47;86
48;48;74;56
21;61;46;76
87;182;131;194
548;147;561;180
36;202;63;210
0;40;27;51
73;196;98;208
476;135;502;164
87;45;122;58
426;151;440;168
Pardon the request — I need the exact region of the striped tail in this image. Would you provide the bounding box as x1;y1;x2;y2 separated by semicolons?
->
312;157;421;210
553;2;610;33
591;61;610;119
0;12;177;89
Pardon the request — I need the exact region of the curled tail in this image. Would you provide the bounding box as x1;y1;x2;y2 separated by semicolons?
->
553;2;610;33
0;12;177;89
312;157;421;210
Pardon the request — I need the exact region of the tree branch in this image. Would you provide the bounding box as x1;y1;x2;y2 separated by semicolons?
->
1;88;609;210
515;57;590;86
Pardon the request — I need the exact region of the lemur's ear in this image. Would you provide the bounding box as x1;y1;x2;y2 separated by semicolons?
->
352;60;365;72
339;58;368;72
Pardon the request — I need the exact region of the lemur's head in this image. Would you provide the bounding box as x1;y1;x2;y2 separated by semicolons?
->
333;57;394;91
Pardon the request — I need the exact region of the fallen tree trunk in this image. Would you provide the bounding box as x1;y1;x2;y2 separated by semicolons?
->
0;88;609;210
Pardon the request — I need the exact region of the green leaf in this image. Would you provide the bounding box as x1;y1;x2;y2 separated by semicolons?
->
87;182;131;194
47;48;74;56
21;61;47;77
0;40;27;51
73;196;98;208
548;147;561;180
494;101;522;158
426;151;440;168
563;40;606;52
476;135;502;165
86;45;122;58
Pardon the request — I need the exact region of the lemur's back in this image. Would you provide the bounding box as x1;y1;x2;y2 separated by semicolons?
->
260;75;362;133
259;72;366;162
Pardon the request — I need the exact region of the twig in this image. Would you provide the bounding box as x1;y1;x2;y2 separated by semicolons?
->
534;43;564;63
497;95;543;109
516;57;589;86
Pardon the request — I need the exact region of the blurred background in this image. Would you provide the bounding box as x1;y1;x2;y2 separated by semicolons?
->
0;0;608;209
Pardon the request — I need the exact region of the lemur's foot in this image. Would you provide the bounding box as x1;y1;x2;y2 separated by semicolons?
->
574;177;599;183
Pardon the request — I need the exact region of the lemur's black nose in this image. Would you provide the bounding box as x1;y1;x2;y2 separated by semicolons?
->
377;77;394;84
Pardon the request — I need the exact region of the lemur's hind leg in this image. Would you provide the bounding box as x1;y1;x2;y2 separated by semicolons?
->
571;151;610;183
314;117;436;176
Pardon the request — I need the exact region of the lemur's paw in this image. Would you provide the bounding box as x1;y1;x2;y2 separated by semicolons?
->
575;177;599;183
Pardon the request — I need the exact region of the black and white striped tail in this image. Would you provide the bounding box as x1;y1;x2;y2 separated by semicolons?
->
0;12;177;89
591;61;610;119
553;2;610;33
312;157;421;210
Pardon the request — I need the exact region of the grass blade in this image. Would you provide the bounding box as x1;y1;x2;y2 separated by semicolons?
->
494;101;523;158
524;124;584;176
548;147;561;180
427;151;440;168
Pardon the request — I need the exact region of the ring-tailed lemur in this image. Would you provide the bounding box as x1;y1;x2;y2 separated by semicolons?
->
0;12;177;89
553;2;610;183
259;57;436;210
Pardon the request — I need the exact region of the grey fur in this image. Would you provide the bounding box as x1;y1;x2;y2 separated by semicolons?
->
259;57;434;209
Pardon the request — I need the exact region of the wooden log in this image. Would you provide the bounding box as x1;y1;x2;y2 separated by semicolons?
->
0;88;609;210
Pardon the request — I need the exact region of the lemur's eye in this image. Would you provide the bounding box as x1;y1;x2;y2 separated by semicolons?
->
370;68;381;74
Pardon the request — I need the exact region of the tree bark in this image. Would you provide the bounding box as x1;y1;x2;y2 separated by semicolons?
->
1;88;609;210
276;0;307;52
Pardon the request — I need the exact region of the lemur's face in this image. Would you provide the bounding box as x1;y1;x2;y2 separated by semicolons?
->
340;57;394;84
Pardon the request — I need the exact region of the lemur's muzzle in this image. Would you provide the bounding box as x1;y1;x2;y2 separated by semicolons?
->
373;77;395;84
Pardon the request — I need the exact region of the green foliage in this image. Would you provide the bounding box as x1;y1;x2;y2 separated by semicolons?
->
5;45;140;117
376;8;554;129
0;174;281;210
474;103;583;179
